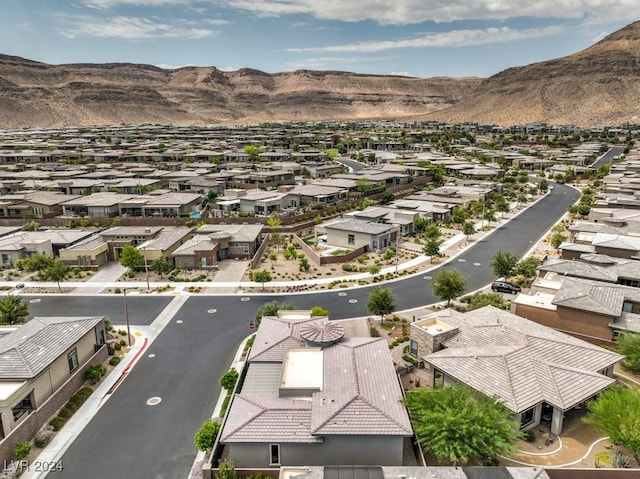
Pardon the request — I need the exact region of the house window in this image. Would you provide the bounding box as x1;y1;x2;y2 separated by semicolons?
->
269;444;280;465
68;348;79;373
410;340;418;357
347;234;355;245
623;301;633;313
520;406;536;429
12;393;34;422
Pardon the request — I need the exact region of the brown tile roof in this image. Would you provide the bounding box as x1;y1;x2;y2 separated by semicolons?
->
221;316;412;444
422;306;622;413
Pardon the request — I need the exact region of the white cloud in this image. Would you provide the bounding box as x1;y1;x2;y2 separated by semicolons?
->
286;25;564;53
60;15;218;39
78;0;640;27
211;0;640;25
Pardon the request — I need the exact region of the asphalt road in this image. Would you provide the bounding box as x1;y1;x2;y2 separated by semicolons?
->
47;183;580;479
23;295;173;325
592;146;623;169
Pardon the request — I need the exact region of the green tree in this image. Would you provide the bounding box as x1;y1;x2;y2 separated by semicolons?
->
617;333;640;374
299;256;310;272
194;419;221;452
310;306;329;317
490;251;520;280
41;259;70;292
515;257;542;281
423;238;443;262
466;292;508;311
119;245;144;272
462;221;475;240
432;269;467;306
356;178;373;195
451;207;469;225
405;384;522;465
367;263;381;276
151;257;173;278
266;215;282;229
251;269;272;291
413;217;428;233
18;252;54;277
366;287;396;323
268;251;278;267
550;232;567;249
423;224;441;240
380;190;395;205
0;295;29;325
220;368;239;391
577;203;591;218
216;459;237;479
255;300;295;325
584;385;640;465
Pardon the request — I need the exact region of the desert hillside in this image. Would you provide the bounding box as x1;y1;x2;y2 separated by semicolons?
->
1;20;639;128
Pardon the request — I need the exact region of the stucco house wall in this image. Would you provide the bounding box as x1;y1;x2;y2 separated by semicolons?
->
512;303;614;343
226;436;403;468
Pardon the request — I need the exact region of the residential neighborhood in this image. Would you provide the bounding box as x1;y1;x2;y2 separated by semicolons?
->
0;121;638;479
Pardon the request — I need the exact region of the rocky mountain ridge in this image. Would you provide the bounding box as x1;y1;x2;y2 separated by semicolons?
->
1;20;640;128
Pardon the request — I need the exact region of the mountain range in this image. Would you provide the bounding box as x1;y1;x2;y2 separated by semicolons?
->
1;21;639;129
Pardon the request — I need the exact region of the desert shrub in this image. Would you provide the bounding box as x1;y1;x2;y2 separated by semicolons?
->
107;345;115;356
369;327;380;337
119;340;127;346
523;430;536;442
402;355;416;364
49;417;66;431
109;356;121;366
114;343;122;351
220;395;231;417
34;429;53;448
220;369;239;391
14;441;31;460
84;364;106;383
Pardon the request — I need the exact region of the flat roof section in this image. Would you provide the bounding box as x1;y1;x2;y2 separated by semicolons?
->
281;348;323;391
414;317;456;335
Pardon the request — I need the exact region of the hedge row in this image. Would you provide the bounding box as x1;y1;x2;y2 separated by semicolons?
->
49;387;93;431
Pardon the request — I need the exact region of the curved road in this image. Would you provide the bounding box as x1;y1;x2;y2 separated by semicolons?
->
36;182;579;479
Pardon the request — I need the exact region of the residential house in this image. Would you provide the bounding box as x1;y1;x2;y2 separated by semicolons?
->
0;192;80;219
0;316;107;461
287;185;348;207
118;192;202;217
0;229;99;266
318;217;399;251
411;306;622;435
537;254;640;288
348;206;417;235
58;235;109;267
193;224;264;260
61;193;137;218
559;233;640;260
238;191;293;216
512;276;640;343
219;310;412;467
99;226;164;261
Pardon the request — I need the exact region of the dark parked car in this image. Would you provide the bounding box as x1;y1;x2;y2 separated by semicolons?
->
491;281;521;294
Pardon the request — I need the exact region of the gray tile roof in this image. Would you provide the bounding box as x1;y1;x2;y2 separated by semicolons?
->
551;278;627;315
0;316;104;380
222;316;412;444
422;306;622;413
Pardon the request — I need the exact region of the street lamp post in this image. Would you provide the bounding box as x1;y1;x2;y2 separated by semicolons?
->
140;246;150;293
122;287;135;348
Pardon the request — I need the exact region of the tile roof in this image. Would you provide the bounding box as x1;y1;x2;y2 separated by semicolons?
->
0;316;104;380
221;316;412;444
421;306;622;413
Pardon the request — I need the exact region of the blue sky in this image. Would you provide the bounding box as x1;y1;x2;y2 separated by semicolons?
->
1;1;637;78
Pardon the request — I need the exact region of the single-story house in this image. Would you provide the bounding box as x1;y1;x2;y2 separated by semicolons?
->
219;310;412;467
318;217;399;252
0;316;107;461
512;276;640;343
411;306;623;435
194;224;264;260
